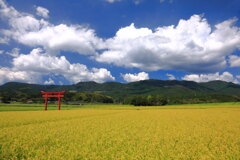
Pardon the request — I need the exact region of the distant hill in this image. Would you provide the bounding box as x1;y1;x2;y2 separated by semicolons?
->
1;79;240;98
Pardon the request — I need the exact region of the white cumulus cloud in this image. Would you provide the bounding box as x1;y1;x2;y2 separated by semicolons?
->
0;48;115;85
121;72;149;82
36;6;49;19
166;73;176;80
229;55;240;67
19;24;103;56
0;67;41;84
0;0;102;56
96;15;240;73
0;0;49;39
12;48;115;84
182;72;239;84
44;78;55;85
6;48;20;57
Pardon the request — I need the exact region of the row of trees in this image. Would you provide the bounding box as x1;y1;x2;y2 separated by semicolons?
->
124;94;240;106
64;92;113;104
125;95;168;106
0;91;114;104
1;91;240;105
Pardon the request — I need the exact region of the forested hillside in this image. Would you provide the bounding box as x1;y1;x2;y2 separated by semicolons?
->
1;80;240;105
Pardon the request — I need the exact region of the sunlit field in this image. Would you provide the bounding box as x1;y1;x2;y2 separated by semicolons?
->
0;103;240;159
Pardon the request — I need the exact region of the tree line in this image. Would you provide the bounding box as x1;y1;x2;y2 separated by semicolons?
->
0;91;113;104
124;94;240;106
1;91;240;105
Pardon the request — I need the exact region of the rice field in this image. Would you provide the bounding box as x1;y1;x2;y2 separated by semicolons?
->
0;103;240;159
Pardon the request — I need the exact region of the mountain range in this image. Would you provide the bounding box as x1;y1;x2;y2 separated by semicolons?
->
1;79;240;99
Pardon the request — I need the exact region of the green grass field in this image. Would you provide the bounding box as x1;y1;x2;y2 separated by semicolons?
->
0;103;240;159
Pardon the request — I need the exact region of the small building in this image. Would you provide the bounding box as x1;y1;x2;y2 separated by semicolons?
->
26;100;33;104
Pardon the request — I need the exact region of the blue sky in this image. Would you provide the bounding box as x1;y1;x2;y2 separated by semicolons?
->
0;0;240;85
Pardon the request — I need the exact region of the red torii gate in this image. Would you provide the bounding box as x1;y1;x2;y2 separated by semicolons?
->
41;91;66;110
